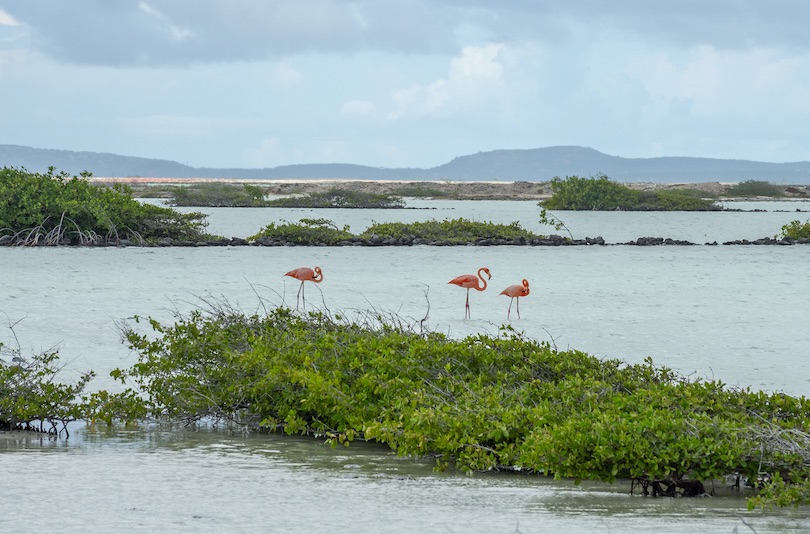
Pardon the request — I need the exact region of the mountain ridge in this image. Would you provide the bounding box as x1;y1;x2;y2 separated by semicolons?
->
2;144;809;184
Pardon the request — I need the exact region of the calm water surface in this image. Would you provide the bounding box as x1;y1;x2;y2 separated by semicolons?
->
2;200;810;532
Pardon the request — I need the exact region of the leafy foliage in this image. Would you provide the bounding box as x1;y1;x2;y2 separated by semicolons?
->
0;166;210;244
726;180;784;198
0;337;93;436
168;183;268;207
266;188;405;209
90;306;810;508
541;174;719;211
361;218;539;243
779;220;810;239
249;218;354;244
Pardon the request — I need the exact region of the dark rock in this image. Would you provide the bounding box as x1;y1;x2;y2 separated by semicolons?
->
0;235;14;245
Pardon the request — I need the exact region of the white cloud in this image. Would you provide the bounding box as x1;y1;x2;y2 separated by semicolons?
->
0;9;19;26
628;46;810;119
387;43;505;119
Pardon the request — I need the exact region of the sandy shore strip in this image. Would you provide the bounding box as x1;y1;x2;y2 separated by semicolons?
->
87;177;810;201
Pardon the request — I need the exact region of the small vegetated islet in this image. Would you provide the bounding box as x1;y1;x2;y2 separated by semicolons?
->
78;306;810;509
541;174;720;211
249;217;542;245
249;218;354;245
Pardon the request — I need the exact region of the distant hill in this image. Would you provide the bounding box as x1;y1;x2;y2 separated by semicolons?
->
2;144;809;184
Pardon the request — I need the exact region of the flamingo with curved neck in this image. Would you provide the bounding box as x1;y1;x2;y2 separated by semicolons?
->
500;278;530;319
448;267;491;319
284;266;323;308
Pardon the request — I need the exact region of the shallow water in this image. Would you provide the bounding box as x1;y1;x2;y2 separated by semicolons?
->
2;200;810;532
176;198;810;244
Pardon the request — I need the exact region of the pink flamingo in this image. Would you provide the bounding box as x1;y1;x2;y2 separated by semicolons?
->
500;279;530;319
448;267;491;319
284;266;323;308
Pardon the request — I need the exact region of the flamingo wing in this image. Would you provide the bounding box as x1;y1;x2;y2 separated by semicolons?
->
500;282;530;297
285;267;315;281
448;274;479;288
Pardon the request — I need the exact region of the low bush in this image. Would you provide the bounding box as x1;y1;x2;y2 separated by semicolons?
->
726;180;784;198
0;166;210;245
169;183;267;207
1;339;93;437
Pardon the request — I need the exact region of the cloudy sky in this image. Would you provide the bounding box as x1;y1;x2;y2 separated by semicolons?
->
1;1;809;169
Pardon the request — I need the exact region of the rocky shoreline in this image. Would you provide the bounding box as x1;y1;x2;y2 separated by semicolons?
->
3;234;808;248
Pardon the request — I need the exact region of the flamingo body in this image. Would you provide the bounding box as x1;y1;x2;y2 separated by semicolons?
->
500;279;530;319
284;266;323;308
448;267;491;319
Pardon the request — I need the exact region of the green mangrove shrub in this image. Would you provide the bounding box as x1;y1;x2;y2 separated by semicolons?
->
0;340;93;437
0;166;210;245
90;306;810;508
779;220;810;240
249;218;354;245
266;188;405;209
541;174;718;211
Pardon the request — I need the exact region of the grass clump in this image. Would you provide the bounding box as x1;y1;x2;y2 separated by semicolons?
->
0;166;210;245
249;218;353;245
726;180;784;198
541;174;719;211
89;306;810;509
266;188;405;209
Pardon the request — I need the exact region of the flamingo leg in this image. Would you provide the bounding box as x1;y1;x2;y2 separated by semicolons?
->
465;289;471;319
296;281;305;309
516;297;521;319
507;297;514;319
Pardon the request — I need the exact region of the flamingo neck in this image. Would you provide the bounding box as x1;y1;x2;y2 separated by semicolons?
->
477;268;489;291
313;267;323;283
